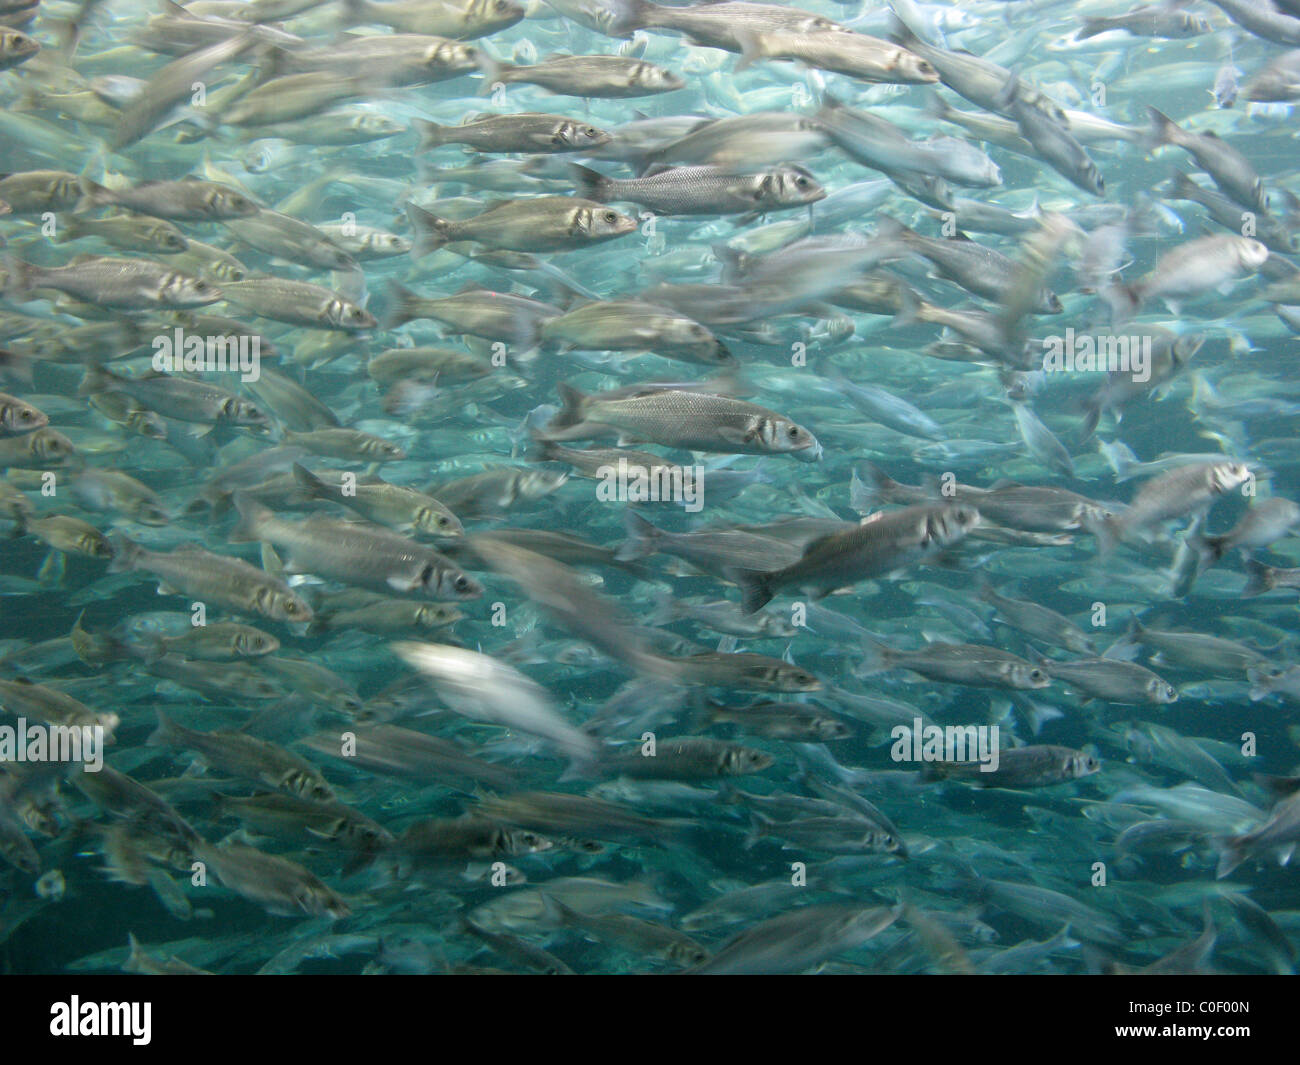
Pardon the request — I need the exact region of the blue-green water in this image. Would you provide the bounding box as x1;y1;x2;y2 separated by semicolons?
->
1;0;1299;975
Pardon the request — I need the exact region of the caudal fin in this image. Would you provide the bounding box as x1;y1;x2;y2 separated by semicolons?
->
727;567;774;615
1242;559;1275;597
290;462;329;500
145;708;182;747
569;163;611;203
381;280;421;330
405;203;452;259
228;491;271;544
412;118;447;155
615;509;661;562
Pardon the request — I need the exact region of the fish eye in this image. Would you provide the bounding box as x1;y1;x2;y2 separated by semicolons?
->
603;211;618;223
1030;669;1047;682
787;426;800;437
454;575;470;591
283;601;299;615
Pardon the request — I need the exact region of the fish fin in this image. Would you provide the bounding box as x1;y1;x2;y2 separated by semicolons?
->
569;163;610;203
405;203;451;259
146;708;180;747
1241;558;1272;598
228;491;270;544
411;118;445;154
727;567;773;615
615;509;660;562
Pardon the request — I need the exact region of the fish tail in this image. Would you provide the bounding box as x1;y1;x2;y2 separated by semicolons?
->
1214;836;1248;879
540;382;588;434
728;567;774;615
228;491;271;544
405;203;451;259
3;256;36;302
1195;532;1228;565
75;363;113;398
615;509;661;562
72;175;111;213
105;533;142;574
856;635;892;676
411;118;447;155
742;810;771;850
146;708;181;747
1144;106;1180;151
857;462;900;505
381;280;420;330
1100;281;1141;325
874;213;914;243
568;163;611;203
1079;400;1101;443
290;462;329;499
1242;558;1274;597
1247;667;1274;702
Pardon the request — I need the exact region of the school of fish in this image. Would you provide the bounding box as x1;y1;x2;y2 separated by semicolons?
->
1;0;1300;975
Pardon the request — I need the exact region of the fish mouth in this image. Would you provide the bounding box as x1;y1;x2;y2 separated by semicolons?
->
792;439;824;462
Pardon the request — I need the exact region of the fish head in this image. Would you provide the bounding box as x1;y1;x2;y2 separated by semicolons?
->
899;52;939;84
428;39;479;73
1147;678;1179;704
814;716;853;740
507;829;553;855
414;505;463;538
332;299;378;331
1;399;47;433
1211;461;1252;494
572;203;635;241
81;531;115;558
287;771;335;804
765;164;826;207
752;415;821;460
669;941;711;967
556;119;611;150
1069;752;1101;778
1;30;38;60
928;504;981;546
1236;237;1270;270
632;61;685;92
427;565;484;601
31;428;76;463
208;187;259;218
371;231;413;255
298;884;351;920
268;589;314;623
473;0;525;32
164;271;221;307
157;229;189;253
724;746;775;774
1014;664;1053;689
236;630;279;656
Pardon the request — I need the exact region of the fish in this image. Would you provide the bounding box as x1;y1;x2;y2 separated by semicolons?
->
4;0;1300;981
